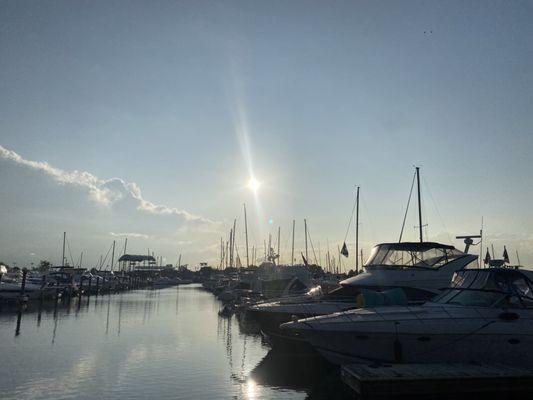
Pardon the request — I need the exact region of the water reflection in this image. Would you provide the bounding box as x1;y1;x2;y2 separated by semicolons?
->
1;286;342;400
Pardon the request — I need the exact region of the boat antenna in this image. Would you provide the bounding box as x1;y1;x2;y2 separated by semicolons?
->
516;250;521;266
416;166;423;243
399;171;416;242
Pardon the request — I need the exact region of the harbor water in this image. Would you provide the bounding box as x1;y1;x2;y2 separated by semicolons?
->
0;285;348;400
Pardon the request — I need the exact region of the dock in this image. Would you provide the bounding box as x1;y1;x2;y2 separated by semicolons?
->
341;362;533;398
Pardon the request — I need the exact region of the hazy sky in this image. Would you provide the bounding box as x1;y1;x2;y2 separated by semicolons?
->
1;0;532;269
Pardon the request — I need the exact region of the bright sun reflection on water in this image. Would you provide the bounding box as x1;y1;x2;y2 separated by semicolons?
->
245;379;257;399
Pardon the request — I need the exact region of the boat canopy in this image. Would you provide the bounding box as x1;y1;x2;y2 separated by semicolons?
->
365;242;464;269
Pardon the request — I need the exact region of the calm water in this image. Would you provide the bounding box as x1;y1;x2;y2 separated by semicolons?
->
0;285;348;400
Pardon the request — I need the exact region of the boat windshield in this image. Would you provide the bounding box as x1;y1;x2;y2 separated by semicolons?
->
365;242;464;269
433;269;533;307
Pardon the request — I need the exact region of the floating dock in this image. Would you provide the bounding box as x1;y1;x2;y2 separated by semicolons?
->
341;362;533;398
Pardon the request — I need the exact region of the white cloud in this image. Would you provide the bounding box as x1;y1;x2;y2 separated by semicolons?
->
0;145;214;225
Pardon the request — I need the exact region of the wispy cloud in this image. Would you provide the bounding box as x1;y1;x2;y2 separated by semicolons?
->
0;145;214;225
109;232;150;239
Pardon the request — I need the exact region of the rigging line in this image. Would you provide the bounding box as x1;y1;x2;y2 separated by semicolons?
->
422;175;451;244
343;193;358;243
65;236;75;267
100;243;113;270
399;170;417;242
306;226;319;265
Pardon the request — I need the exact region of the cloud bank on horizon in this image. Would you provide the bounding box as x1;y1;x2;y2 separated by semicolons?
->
0;145;221;267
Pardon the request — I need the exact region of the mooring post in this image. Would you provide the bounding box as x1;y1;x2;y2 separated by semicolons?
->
40;274;46;302
78;277;83;300
67;274;73;303
87;277;92;298
20;268;28;297
96;276;100;295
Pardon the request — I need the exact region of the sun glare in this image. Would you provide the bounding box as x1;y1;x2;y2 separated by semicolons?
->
247;177;261;193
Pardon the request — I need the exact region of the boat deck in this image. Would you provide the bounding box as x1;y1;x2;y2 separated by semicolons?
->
341;362;533;398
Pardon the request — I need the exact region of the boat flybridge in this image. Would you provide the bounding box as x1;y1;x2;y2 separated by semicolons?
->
282;268;533;366
247;240;478;348
342;241;478;300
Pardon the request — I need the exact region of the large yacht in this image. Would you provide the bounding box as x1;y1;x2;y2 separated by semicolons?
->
247;241;478;348
281;268;533;366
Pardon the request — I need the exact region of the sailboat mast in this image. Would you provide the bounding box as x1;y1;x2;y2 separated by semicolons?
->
277;226;280;265
79;252;83;268
416;167;423;243
268;234;272;262
244;204;249;268
110;240;116;272
220;237;223;269
229;229;233;268
232;218;237;268
291;220;295;266
355;186;360;274
304;219;308;260
61;231;66;266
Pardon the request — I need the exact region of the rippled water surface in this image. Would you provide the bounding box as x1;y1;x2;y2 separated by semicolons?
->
0;285;347;399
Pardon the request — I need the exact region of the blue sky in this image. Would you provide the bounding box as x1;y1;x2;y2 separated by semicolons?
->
1;1;532;268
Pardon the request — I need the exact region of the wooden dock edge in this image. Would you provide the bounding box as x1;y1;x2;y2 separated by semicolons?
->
341;363;533;397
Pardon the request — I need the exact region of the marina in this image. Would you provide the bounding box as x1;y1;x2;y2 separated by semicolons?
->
2;1;532;399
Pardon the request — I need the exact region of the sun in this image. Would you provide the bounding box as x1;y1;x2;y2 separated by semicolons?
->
247;177;261;193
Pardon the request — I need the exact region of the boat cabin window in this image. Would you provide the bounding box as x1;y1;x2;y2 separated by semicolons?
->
322;285;362;302
366;243;464;269
434;289;506;307
439;269;533;308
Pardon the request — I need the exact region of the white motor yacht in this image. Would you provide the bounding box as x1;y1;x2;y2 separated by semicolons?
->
281;268;533;366
248;241;478;348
